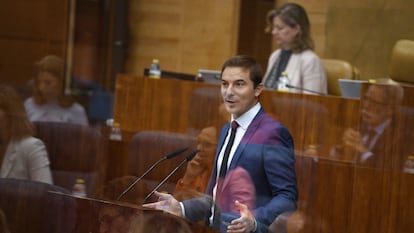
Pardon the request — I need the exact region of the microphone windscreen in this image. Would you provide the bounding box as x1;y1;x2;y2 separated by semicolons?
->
185;150;200;162
165;147;189;159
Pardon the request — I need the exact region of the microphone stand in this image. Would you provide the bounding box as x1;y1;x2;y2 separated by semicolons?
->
117;147;189;201
141;150;199;204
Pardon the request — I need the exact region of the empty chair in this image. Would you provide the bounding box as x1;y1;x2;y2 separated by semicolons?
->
128;131;196;195
321;58;359;96
33;121;107;196
389;39;414;85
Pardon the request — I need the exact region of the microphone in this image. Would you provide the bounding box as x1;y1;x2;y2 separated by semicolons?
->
284;83;327;96
117;147;189;201
274;79;327;96
141;149;199;204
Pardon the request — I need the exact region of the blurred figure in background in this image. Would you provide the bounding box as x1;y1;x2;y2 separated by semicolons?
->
0;84;53;184
174;126;217;199
330;80;406;169
174;103;230;200
263;3;327;95
24;55;88;125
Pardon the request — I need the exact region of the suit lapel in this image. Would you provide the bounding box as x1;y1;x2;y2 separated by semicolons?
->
223;109;265;188
206;123;231;194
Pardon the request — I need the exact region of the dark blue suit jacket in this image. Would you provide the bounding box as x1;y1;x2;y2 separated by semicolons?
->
183;108;297;230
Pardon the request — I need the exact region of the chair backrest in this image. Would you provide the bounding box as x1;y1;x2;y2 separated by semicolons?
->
128;131;196;194
0;178;75;233
187;87;222;136
321;58;358;96
33;121;107;196
389;39;414;85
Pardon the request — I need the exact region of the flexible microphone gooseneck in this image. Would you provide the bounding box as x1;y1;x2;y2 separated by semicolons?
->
285;83;327;96
117;147;189;201
141;149;199;204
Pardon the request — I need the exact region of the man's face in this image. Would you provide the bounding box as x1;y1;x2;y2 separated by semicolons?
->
196;126;217;167
361;85;394;127
99;206;131;233
221;66;263;119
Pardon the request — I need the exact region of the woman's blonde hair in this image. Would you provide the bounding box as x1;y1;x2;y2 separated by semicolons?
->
32;55;74;107
265;3;314;52
0;85;34;142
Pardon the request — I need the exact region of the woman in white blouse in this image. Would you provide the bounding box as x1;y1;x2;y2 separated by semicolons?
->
263;3;327;95
24;55;88;125
0;85;53;184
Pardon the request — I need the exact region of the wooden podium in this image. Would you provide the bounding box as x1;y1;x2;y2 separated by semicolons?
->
47;191;219;233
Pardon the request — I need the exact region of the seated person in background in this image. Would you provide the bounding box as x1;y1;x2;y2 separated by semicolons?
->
174;126;218;199
330;80;405;168
263;3;327;95
0;85;53;184
174;103;230;200
24;55;88;125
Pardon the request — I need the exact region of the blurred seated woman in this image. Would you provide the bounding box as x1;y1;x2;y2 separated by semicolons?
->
263;3;327;95
0;85;53;184
24;55;88;125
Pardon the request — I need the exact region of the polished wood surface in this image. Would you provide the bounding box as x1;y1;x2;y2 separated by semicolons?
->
53;191;220;233
113;74;361;154
3;76;414;232
0;183;218;233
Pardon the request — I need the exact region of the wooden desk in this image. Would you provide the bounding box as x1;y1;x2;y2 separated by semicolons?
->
113;74;361;155
111;75;414;232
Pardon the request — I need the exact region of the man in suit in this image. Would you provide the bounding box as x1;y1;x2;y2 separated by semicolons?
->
144;55;298;233
331;81;405;169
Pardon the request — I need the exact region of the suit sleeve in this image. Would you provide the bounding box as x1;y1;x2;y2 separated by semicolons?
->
254;125;298;226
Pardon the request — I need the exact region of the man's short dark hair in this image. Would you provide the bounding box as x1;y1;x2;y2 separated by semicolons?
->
221;55;263;88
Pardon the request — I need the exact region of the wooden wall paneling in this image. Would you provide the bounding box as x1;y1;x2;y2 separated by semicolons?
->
391;172;414;232
237;0;274;70
348;168;393;233
0;0;69;85
388;84;414;232
306;158;355;233
126;0;240;77
261;91;308;153
294;155;318;212
114;74;222;134
318;96;361;158
72;0;103;83
0;39;64;85
325;0;414;79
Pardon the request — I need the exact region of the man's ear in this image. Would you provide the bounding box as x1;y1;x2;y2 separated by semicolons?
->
255;83;264;97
